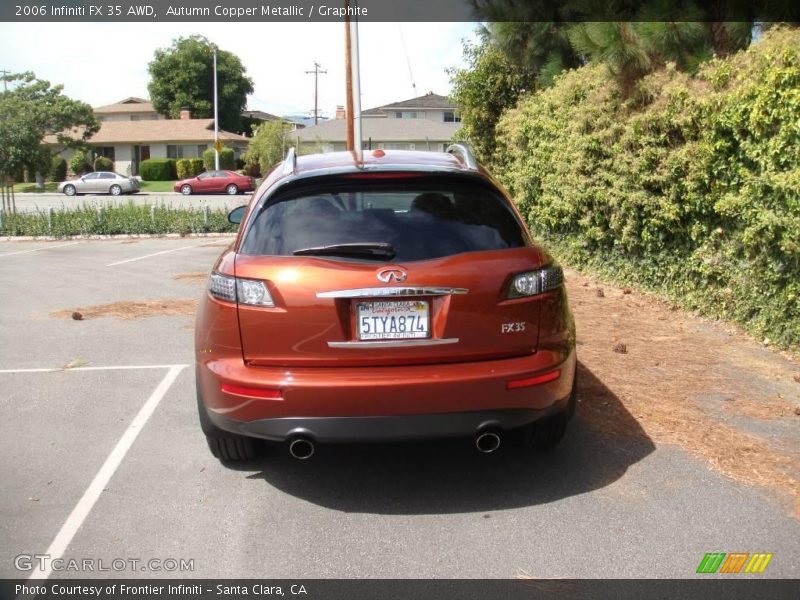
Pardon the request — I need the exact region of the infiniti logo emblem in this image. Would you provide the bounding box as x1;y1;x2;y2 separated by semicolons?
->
377;267;407;283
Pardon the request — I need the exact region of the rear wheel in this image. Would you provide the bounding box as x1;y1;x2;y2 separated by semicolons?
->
226;183;239;195
520;372;577;450
197;386;258;461
109;184;122;196
181;184;192;195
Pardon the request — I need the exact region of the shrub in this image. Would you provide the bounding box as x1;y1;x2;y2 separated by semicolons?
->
202;146;235;171
93;156;114;172
176;158;205;179
69;150;92;175
140;158;177;181
493;28;800;349
50;156;68;182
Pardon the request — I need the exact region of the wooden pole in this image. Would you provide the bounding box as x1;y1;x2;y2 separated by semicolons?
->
344;4;354;152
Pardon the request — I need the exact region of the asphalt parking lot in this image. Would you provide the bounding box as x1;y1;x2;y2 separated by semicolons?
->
1;238;798;580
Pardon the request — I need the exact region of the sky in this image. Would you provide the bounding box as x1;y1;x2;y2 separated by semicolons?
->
0;22;479;119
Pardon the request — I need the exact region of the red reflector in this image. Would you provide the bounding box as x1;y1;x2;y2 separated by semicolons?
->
221;383;282;399
506;369;561;390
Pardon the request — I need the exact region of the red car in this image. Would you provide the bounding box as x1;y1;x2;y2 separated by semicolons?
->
195;146;577;461
174;169;255;195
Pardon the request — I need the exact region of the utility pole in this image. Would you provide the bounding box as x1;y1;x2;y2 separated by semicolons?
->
305;62;327;125
1;70;9;92
344;11;354;151
212;47;219;170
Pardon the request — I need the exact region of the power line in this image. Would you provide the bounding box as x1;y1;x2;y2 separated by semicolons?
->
304;61;327;125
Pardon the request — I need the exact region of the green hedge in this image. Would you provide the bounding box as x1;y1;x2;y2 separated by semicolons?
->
494;28;800;349
69;150;92;175
176;158;204;180
50;156;67;182
140;158;177;181
202;146;235;171
93;156;114;172
0;203;237;236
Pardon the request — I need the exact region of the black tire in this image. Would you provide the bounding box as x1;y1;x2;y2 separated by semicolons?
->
63;184;76;196
181;184;193;196
109;184;122;196
197;385;258;461
226;183;239;195
521;371;577;450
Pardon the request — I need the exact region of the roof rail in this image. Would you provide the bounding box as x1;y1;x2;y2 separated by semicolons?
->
282;147;297;176
446;143;479;171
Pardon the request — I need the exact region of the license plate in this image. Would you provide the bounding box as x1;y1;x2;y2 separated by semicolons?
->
356;300;429;340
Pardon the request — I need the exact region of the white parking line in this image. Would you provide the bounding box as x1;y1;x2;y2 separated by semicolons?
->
26;364;186;581
106;242;207;266
0;242;80;257
0;364;188;374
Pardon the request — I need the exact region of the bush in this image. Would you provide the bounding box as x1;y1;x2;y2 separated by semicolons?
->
493;28;800;349
176;158;205;179
50;156;68;182
0;203;237;236
69;150;92;175
202;146;235;171
140;158;177;181
93;156;114;172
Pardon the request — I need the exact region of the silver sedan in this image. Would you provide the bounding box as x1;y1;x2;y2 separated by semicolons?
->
58;172;140;196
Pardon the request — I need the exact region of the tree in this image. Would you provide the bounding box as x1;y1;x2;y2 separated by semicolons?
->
148;36;254;133
469;0;759;90
0;72;98;187
243;120;291;176
448;36;537;163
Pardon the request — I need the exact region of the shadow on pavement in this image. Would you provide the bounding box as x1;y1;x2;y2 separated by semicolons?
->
229;362;655;514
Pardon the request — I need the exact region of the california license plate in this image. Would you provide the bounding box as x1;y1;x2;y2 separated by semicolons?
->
356;300;430;340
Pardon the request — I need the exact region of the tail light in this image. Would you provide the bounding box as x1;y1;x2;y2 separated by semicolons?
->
507;265;563;299
208;272;274;307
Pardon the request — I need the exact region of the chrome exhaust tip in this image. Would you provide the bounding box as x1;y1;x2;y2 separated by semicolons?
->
475;431;501;454
288;437;315;460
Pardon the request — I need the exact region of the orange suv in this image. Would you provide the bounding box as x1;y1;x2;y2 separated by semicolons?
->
195;145;576;461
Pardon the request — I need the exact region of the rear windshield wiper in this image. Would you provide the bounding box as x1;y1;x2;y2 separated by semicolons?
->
292;242;396;259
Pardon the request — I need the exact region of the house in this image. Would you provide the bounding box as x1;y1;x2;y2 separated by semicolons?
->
47;98;249;176
241;110;304;137
292;92;460;153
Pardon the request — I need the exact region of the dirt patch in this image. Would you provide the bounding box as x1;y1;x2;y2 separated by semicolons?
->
174;272;209;284
51;299;198;320
566;269;800;517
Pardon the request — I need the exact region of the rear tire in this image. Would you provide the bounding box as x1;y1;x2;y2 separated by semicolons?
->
226;183;238;195
109;184;122;196
521;371;577;450
197;385;258;461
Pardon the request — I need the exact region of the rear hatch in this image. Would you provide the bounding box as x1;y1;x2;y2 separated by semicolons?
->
234;174;549;367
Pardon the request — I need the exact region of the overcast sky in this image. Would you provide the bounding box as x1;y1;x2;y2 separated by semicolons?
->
0;22;479;119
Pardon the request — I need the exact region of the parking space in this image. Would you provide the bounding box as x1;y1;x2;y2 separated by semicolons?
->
1;238;799;580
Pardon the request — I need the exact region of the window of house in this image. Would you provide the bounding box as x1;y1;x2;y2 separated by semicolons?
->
444;111;461;123
94;146;115;161
395;111;420;119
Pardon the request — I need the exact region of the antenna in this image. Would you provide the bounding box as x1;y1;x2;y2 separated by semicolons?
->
304;62;328;125
398;25;417;96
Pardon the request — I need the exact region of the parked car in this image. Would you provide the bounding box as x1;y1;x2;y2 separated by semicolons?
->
174;170;255;195
195;146;577;461
58;172;139;196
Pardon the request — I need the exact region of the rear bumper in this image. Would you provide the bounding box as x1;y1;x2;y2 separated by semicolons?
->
208;405;570;443
197;348;576;442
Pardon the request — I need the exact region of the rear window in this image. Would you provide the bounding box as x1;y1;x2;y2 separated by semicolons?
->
240;177;528;261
